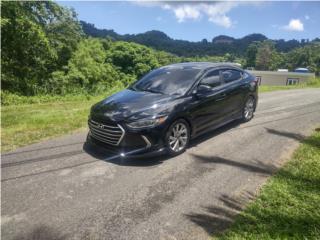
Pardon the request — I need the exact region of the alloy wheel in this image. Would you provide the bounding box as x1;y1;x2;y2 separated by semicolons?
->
169;122;188;152
244;97;255;120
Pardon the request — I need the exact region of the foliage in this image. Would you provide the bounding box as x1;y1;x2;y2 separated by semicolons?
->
1;90;100;106
1;1;82;95
245;42;259;68
255;41;276;70
105;41;160;81
46;6;83;68
46;39;174;94
269;51;286;71
47;38;122;94
286;43;320;75
2;1;320;100
215;131;320;239
1;2;56;95
244;41;319;72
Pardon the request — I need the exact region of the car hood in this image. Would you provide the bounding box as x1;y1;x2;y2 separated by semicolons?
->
91;89;180;122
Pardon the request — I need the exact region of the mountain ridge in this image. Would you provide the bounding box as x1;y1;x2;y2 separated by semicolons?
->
80;21;320;57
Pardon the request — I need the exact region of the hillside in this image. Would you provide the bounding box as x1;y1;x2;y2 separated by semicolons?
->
2;1;320;99
81;21;319;57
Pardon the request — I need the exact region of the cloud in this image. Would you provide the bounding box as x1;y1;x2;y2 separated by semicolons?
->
283;19;304;31
163;4;201;22
305;15;310;20
161;2;237;28
134;1;240;28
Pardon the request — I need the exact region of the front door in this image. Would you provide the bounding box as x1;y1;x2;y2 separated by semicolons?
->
189;69;227;134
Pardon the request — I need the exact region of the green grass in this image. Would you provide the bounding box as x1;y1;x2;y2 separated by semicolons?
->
1;96;102;152
1;93;95;106
1;87;124;152
215;130;320;240
1;85;124;152
259;77;320;93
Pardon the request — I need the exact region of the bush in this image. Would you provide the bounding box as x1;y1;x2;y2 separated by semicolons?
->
41;39;166;95
1;82;125;106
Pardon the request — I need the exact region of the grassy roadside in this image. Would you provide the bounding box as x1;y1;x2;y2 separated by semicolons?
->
215;130;320;240
1;86;125;152
1;96;102;152
259;84;320;92
259;77;320;92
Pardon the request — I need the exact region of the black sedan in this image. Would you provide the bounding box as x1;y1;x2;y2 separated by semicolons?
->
87;62;258;157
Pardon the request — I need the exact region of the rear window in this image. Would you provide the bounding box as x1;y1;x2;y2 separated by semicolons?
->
222;69;242;83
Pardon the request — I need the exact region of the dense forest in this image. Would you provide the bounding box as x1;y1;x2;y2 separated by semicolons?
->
1;1;320;97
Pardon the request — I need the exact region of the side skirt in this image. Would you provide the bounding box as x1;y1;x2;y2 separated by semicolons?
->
191;114;242;139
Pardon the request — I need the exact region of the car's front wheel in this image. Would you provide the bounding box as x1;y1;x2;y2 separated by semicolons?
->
242;96;255;122
165;119;190;156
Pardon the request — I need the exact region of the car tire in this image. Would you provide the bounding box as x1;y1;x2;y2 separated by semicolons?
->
165;119;190;156
241;96;255;122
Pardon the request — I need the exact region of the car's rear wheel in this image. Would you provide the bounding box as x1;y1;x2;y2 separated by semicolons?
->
166;119;190;156
242;96;255;122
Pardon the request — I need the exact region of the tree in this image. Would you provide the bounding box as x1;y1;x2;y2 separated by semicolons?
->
46;7;83;69
224;53;235;62
255;41;275;70
286;43;320;75
201;39;208;44
269;52;286;71
1;1;83;95
245;43;259;68
105;41;159;81
48;38;119;94
1;2;56;94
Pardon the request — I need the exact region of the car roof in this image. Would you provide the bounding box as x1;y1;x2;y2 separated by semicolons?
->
163;62;242;70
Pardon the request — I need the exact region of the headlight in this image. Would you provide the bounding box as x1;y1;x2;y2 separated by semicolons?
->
126;116;167;129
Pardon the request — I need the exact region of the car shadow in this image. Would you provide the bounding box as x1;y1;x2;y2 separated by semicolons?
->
83;120;242;167
191;155;277;175
12;225;66;240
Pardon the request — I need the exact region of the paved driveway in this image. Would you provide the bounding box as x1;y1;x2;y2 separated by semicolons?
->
2;89;320;240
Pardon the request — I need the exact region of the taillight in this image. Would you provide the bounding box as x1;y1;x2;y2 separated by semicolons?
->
250;79;258;88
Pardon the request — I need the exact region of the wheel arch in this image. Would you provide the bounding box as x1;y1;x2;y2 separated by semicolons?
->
244;93;257;111
170;116;193;137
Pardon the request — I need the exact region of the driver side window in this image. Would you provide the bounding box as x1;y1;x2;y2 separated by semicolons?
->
200;70;221;88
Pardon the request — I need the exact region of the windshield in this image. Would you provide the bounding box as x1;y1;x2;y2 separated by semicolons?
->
131;66;201;95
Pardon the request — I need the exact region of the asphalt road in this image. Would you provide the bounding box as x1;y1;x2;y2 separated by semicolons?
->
2;89;320;240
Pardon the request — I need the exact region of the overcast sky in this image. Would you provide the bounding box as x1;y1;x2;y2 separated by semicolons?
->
59;1;320;41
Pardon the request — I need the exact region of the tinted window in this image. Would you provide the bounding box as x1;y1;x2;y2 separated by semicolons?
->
222;69;242;83
200;70;221;88
131;67;201;95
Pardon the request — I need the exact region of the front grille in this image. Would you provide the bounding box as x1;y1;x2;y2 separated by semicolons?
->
88;119;125;146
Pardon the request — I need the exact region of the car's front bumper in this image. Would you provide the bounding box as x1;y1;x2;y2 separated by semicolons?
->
86;118;168;158
86;133;166;159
